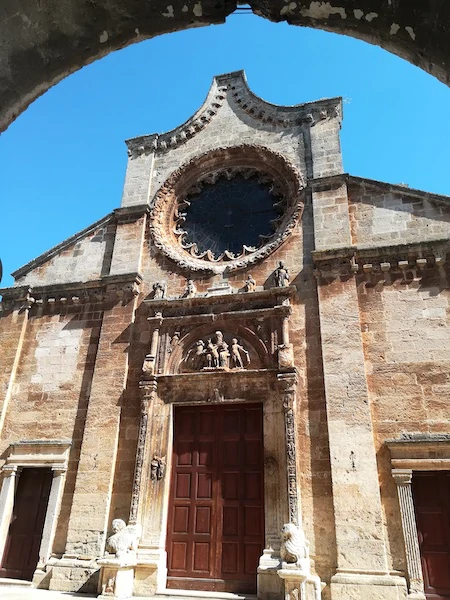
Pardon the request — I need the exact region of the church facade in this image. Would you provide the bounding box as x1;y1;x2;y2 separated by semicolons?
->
0;71;449;600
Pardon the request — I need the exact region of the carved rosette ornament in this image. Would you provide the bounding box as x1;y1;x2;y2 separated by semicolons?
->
149;145;304;274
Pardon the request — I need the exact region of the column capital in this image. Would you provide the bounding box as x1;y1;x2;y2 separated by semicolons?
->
392;469;413;486
139;378;158;414
1;464;19;475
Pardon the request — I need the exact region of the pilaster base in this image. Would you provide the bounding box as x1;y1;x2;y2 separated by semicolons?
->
134;547;167;596
47;556;100;593
257;549;283;600
97;557;136;599
278;564;323;600
330;571;408;600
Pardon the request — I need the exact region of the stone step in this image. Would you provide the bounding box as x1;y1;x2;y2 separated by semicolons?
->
0;578;33;587
154;592;257;600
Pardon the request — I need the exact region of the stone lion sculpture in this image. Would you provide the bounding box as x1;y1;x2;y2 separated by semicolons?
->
280;523;309;565
105;519;141;559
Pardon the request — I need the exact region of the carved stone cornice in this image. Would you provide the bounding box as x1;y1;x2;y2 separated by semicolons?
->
147;304;291;327
149;145;304;274
126;80;227;158
125;71;342;160
386;433;450;472
313;239;449;280
113;205;150;223
144;284;296;313
228;71;342;128
0;272;143;312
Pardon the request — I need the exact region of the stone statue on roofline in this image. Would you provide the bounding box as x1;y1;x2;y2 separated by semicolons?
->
274;261;289;287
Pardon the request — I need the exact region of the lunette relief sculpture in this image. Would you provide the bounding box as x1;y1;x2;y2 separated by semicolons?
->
185;330;250;371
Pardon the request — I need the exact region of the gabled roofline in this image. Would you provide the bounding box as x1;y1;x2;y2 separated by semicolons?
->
310;173;450;205
126;70;343;157
346;174;450;205
12;212;114;281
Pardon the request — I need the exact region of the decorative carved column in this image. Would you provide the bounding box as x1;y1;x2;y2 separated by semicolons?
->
277;372;300;525
393;470;426;600
129;377;157;525
276;371;323;600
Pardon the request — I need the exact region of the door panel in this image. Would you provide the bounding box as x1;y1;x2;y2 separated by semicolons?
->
412;472;450;599
0;468;53;580
167;403;264;593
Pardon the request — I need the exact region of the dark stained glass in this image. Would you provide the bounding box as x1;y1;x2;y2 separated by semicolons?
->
181;175;281;257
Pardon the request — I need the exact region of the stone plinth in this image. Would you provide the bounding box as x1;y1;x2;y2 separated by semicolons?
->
97;556;137;599
278;564;322;600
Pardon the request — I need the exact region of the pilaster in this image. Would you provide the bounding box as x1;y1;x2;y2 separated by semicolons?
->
316;275;407;599
0;465;19;557
0;297;31;436
392;471;426;600
49;288;141;593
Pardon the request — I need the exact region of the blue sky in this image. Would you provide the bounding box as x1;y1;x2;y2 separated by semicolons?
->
1;13;449;287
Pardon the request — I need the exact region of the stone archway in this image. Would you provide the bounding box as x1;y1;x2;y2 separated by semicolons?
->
1;0;449;133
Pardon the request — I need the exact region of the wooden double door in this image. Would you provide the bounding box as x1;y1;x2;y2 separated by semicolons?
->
413;472;450;599
0;468;52;580
167;403;265;593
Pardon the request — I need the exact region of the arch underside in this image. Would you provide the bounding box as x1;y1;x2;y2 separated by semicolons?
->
1;0;449;133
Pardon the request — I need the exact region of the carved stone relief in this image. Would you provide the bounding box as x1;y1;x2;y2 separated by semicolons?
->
182;330;251;372
150;456;166;481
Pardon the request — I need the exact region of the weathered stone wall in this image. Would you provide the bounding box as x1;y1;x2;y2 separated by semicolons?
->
0;303;104;555
358;270;450;576
349;180;450;247
13;219;115;288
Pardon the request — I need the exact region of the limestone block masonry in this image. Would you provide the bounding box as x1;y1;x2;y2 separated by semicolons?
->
1;71;450;600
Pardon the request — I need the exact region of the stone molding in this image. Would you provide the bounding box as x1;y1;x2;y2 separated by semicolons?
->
313;239;449;280
0;272;143;311
228;71;342;129
149;144;304;274
2;439;71;471
386;433;450;471
125;78;227;158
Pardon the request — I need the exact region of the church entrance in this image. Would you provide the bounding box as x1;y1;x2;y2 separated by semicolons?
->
412;472;450;598
166;403;264;593
0;468;53;580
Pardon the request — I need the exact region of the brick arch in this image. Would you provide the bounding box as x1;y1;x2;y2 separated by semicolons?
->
1;0;449;133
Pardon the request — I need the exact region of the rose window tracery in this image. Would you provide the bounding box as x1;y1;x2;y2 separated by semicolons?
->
175;170;285;261
149;145;305;274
